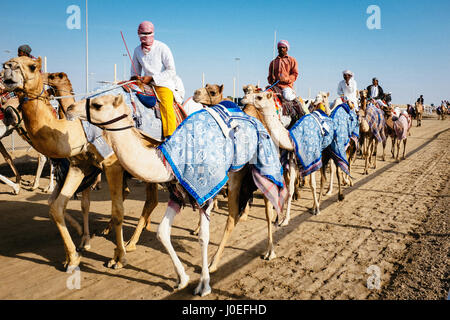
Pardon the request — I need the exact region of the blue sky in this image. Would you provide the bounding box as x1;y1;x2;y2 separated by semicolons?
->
1;0;449;105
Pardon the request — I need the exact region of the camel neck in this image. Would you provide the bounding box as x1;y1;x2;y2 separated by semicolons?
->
261;110;295;151
104;127;173;183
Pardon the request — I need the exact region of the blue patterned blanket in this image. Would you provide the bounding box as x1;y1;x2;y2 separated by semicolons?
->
289;110;334;176
328;104;359;176
159;101;284;207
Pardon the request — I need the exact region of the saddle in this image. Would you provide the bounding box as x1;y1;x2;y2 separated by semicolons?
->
268;85;305;129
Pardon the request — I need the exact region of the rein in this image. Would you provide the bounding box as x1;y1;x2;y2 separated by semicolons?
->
84;98;133;131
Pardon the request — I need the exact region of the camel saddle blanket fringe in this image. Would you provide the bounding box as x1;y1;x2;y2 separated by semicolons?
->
393;114;411;141
159;101;286;213
289;109;334;176
269;85;305;129
366;103;386;143
326;103;360;176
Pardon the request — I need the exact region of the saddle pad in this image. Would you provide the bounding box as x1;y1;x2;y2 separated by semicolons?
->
159;102;284;207
289;110;334;176
328;103;360;176
366;103;386;143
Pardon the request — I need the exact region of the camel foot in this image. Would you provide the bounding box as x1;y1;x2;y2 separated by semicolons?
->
176;274;190;290
279;218;290;227
125;242;137;253
63;252;81;271
395;159;400;163
194;279;211;297
43;184;55;194
325;189;332;196
338;193;345;201
239;213;248;222
12;184;20;195
98;223;113;236
263;250;276;261
79;235;91;251
401;156;406;160
106;248;127;269
209;262;218;274
190;227;200;236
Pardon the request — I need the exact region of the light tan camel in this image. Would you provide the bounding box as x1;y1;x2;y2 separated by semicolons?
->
66;89;286;296
1;56;163;271
241;89;328;221
191;84;279;269
382;107;412;162
414;102;423;127
359;90;381;175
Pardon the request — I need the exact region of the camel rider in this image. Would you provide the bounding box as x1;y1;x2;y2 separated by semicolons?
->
130;21;185;138
267;40;299;101
366;77;384;100
417;95;424;105
18;44;36;59
337;70;358;110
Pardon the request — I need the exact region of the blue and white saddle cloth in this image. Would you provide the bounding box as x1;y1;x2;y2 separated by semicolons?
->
328;103;359;176
159;101;284;206
289;110;334;176
81;84;164;159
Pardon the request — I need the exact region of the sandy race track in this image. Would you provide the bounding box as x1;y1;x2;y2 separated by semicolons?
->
0;117;448;300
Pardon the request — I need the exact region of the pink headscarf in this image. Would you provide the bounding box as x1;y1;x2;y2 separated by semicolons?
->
138;21;155;53
277;40;290;50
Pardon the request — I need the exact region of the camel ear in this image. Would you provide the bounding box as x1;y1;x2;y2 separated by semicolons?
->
327;92;330;97
219;85;224;94
266;92;273;100
113;94;124;107
35;57;42;70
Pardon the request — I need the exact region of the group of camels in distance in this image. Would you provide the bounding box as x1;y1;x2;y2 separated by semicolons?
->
0;56;424;296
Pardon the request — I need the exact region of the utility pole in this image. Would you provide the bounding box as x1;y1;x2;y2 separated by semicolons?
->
85;0;89;92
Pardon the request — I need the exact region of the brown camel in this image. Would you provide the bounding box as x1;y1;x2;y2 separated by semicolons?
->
382;107;412;162
414;102;423;127
1;56;165;271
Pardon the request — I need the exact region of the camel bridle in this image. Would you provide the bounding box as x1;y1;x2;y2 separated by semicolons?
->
85;98;134;132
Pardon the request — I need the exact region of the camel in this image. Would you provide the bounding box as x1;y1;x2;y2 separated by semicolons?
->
358;90;385;175
44;72;103;190
382;107;412;162
437;103;447;121
1;89;55;193
414;101;423;127
242;89;332;222
66;88;286;296
1;56;166;271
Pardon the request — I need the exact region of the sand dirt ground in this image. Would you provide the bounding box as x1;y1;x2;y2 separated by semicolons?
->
0;117;448;300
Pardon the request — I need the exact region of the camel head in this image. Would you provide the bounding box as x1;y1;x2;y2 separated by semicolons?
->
241;91;277;115
66;94;130;126
193;84;224;106
242;84;261;95
45;72;73;92
2;56;42;93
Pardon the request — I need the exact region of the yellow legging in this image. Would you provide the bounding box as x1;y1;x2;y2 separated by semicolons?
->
154;86;176;137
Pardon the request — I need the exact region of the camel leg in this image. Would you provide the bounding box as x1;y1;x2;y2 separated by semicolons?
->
0;141;21;184
157;200;189;290
191;214;202;236
126;183;158;251
336;166;344;201
326;162;335;195
382;138;387;161
32;153;47;190
363;138;370;175
209;169;246;273
373;141;378;169
49;165;85;270
318;165;327;206
90;173;102;190
194;200;214;297
280;156;296;226
262;196;276;260
391;137;395;158
0;173;20;195
43;160;55;193
402;139;407;160
310;171;320;215
104;162;127;269
79;188;91;251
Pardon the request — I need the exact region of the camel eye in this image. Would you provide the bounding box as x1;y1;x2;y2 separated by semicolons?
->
49;75;54;80
59;73;64;79
92;103;102;110
257;96;262;100
29;65;36;72
210;91;216;96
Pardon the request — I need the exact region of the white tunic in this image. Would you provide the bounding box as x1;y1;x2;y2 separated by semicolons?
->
337;78;358;109
131;40;185;103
